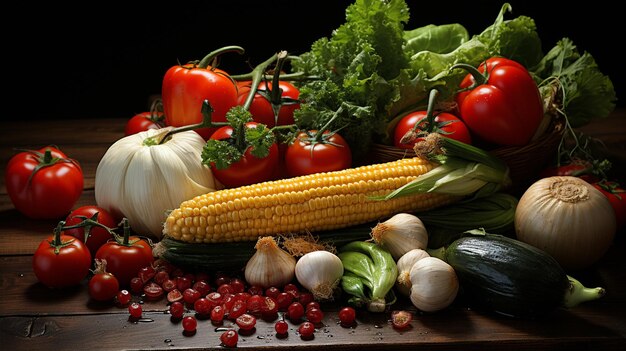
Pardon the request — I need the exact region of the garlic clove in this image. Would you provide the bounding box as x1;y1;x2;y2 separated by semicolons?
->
245;236;296;289
395;248;430;297
409;256;459;312
295;250;344;301
371;213;429;260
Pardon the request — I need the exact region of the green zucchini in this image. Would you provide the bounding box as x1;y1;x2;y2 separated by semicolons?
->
429;232;605;318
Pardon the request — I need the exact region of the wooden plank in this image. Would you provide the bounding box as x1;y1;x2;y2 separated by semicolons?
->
2;306;625;350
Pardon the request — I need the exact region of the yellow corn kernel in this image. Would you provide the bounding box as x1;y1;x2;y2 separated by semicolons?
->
163;157;459;243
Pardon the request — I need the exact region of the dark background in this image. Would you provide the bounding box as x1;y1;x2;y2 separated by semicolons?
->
5;1;624;121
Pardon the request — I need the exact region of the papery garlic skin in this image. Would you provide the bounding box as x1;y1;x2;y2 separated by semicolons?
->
396;249;430;297
371;213;428;260
409;257;459;312
95;128;217;239
245;237;296;289
295;250;344;300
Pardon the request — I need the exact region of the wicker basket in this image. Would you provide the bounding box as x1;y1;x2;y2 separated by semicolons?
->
369;118;565;194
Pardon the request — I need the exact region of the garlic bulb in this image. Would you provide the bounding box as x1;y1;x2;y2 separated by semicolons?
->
95;127;218;239
371;213;428;260
515;176;616;270
245;236;296;289
409;256;459;312
295;250;344;301
395;249;430;297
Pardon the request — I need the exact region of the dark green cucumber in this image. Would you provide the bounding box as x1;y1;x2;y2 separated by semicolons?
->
430;233;605;318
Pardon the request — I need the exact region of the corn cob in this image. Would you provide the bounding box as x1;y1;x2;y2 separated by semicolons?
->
163;157;460;244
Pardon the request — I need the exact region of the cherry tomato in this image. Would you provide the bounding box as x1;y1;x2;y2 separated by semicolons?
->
540;159;601;183
237;80;300;127
95;230;154;288
209;122;279;188
162;52;240;140
285;130;352;178
182;316;197;332
124;111;164;136
220;329;238;348
32;227;92;288
287;302;305;322
64;205;118;258
298;321;315;338
128;302;142;318
116;290;132;306
211;305;226;323
169;301;184;319
143;282;164;300
338;306;356;326
393;111;472;149
5;146;83;219
89;271;120;302
306;307;324;324
391;310;412;329
593;180;626;230
236;313;257;330
275;319;289;335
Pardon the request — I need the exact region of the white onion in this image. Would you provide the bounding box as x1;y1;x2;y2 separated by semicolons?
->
515;176;616;270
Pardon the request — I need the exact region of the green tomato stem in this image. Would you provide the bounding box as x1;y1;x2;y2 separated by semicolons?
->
450;63;488;87
197;45;245;69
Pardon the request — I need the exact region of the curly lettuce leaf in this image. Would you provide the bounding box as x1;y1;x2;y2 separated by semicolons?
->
531;38;616;127
292;0;410;160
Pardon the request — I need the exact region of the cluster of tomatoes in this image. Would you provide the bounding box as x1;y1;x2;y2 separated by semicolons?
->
115;259;360;347
31;204;155;301
125;49;352;189
393;57;544;150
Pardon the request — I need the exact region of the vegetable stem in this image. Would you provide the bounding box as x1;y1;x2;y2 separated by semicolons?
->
197;45;245;69
563;275;606;308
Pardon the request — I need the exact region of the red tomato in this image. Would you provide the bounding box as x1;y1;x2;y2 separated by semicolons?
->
393;111;472;149
162;62;239;140
89;271;120;302
5;146;83;219
391;310;412;329
593;181;626;231
209;122;279;188
64;205;118;258
95;233;154;288
540;159;601;183
237;80;300;127
32;231;92;288
455;57;543;146
124;111;164;136
285;130;352;178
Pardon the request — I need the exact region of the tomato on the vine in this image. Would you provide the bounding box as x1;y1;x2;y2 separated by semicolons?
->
5;146;83;219
206;121;279;188
124;111;164;136
394;111;472;149
540;158;603;184
237;80;300;127
162;47;242;140
593;180;626;231
285;130;352;178
455;57;543;146
94;220;154;288
32;223;92;288
394;89;471;149
64;205;118;257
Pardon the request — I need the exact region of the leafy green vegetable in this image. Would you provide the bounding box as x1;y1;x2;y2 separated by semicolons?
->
404;23;469;56
201;106;275;169
292;0;411;161
531;38;616;128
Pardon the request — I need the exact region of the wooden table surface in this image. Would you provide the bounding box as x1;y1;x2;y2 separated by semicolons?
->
1;111;625;350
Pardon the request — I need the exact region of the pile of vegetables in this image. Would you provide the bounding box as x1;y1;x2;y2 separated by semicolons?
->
6;0;623;345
